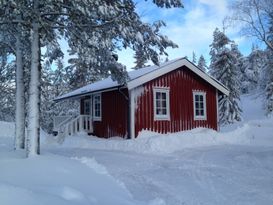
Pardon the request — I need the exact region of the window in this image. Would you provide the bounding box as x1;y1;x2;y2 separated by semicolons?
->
83;99;91;115
193;91;207;120
153;88;170;120
93;94;101;121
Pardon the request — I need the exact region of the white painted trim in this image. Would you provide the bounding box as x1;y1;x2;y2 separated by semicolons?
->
127;58;229;96
216;89;219;131
193;91;207;121
153;87;170;121
129;89;135;139
93;93;102;121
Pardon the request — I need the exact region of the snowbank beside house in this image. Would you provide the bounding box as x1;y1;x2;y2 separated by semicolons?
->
60;93;273;154
61;116;273;155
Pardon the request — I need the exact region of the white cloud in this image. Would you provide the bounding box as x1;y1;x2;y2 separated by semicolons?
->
118;0;253;67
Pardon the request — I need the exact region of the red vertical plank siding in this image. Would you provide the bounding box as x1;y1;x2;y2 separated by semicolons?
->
134;66;217;137
91;89;128;138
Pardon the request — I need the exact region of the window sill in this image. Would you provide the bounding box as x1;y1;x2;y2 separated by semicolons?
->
154;116;170;121
194;116;207;121
93;117;102;121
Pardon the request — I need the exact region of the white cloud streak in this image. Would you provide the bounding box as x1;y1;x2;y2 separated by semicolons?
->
119;0;253;69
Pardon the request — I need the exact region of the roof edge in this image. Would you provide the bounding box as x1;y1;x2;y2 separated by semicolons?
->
54;86;122;102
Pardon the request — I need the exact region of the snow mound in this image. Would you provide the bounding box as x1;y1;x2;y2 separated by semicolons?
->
0;121;14;138
59;93;273;154
61;115;273;155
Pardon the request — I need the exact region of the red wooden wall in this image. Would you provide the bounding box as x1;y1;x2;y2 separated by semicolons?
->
134;66;217;137
80;89;128;138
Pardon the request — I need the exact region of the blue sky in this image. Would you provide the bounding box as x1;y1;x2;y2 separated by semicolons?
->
117;0;262;69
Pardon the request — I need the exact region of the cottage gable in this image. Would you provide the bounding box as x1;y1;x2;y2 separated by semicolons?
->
55;58;228;101
54;57;229;139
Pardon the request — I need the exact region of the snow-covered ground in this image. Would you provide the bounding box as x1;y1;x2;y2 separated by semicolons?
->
1;94;273;205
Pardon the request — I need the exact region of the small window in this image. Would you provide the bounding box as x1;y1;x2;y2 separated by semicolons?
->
93;94;101;121
83;99;91;115
153;88;170;120
193;91;207;120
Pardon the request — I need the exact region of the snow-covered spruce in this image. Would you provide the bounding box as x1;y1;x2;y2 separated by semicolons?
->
209;28;242;124
240;46;265;94
197;54;207;72
192;51;197;64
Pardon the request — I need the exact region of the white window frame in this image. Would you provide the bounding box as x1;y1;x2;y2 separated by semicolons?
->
193;91;207;120
153;87;170;121
93;93;102;121
83;98;91;115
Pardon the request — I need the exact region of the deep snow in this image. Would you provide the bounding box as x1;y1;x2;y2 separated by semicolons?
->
0;94;273;205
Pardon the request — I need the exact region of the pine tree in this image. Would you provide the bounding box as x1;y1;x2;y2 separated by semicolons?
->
0;0;183;156
197;55;207;72
133;45;148;69
192;51;197;64
209;28;242;124
240;46;264;93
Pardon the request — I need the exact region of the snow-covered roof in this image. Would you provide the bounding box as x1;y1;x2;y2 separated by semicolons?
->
55;58;229;101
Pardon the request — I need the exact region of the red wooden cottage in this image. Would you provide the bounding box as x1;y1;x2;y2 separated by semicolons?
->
54;57;229;139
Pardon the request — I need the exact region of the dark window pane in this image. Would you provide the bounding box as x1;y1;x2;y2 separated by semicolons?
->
156;92;161;99
195;95;199;101
200;95;203;101
195;102;199;109
162;109;167;115
196;110;199;116
156;100;161;108
200;110;204;116
162;93;166;100
200;102;203;109
162;100;166;108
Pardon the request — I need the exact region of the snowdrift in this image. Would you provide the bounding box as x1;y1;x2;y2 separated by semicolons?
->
61;116;273;155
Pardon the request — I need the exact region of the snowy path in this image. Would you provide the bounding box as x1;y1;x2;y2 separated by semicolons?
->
46;144;273;205
1;94;273;205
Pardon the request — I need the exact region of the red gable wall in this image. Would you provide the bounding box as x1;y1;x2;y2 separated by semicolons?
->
134;66;218;137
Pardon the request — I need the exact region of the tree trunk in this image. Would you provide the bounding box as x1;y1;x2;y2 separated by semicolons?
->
26;5;40;157
14;34;25;150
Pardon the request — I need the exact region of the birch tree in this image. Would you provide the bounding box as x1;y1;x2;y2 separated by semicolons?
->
228;0;273;52
0;48;15;121
0;4;28;150
0;0;183;157
228;0;273;115
264;20;273;115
